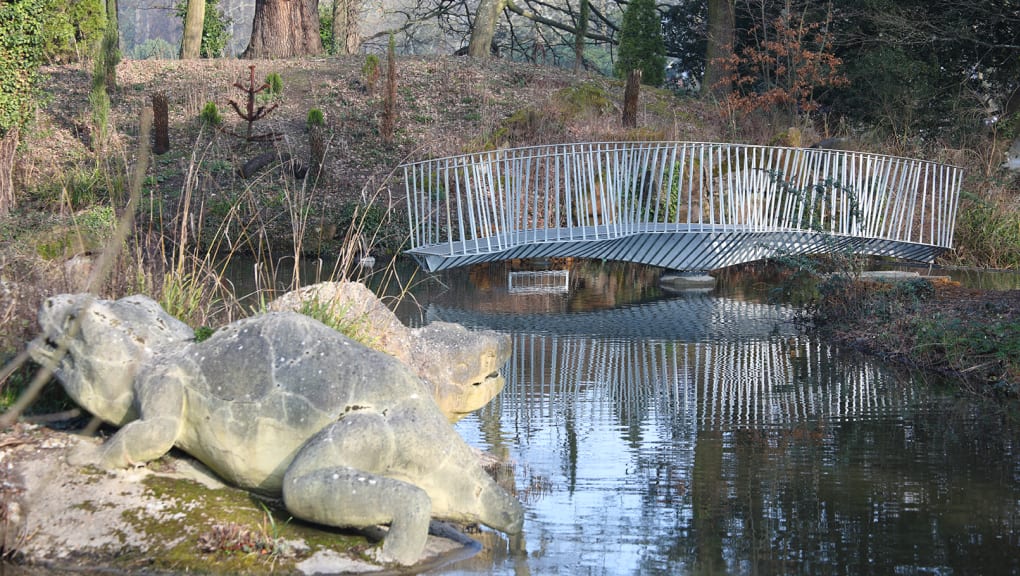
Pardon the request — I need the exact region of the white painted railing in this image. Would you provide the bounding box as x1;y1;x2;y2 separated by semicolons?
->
401;142;963;271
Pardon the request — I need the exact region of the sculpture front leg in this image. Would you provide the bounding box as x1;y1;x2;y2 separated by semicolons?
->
281;414;433;565
98;369;186;469
283;464;432;565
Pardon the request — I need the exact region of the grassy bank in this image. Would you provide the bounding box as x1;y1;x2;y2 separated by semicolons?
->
811;274;1020;400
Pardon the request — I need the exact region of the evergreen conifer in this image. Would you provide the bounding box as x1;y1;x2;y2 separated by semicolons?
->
615;0;666;86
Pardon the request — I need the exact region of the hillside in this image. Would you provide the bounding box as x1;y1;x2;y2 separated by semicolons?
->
0;55;714;369
19;56;711;229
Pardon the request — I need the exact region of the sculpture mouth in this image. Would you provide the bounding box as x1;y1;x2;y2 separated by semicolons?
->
30;335;69;371
30;336;57;360
474;371;501;386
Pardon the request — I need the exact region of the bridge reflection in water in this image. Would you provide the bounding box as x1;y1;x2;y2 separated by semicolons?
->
424;289;1017;576
431;295;919;433
504;335;915;433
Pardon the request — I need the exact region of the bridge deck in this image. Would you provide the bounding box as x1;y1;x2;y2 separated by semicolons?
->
407;224;945;272
401;142;962;272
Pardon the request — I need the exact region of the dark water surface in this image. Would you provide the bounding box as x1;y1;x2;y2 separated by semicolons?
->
392;261;1020;576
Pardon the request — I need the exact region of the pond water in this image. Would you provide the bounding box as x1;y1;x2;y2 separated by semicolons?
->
384;261;1020;575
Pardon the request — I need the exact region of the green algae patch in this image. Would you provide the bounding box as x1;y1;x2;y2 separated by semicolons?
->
111;471;378;574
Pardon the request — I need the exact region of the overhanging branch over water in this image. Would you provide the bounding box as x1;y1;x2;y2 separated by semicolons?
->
400;142;963;271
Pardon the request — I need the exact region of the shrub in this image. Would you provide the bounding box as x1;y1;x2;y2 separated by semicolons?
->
131;38;176;60
715;7;846;126
200;101;223;126
318;6;334;55
265;72;284;98
950;193;1020;269
41;0;106;62
307;108;325;128
362;54;380;92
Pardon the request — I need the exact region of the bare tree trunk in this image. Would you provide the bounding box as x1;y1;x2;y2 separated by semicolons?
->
0;128;19;217
104;0;120;91
181;0;206;59
468;0;507;57
703;0;735;98
623;69;641;127
242;0;323;59
574;0;589;72
331;0;362;55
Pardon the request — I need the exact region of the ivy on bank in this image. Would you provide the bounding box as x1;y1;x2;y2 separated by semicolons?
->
0;0;49;135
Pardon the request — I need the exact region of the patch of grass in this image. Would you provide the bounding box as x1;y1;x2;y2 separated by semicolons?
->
297;297;379;349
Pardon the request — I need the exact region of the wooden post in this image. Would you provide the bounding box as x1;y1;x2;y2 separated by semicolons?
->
152;92;170;154
623;69;641;128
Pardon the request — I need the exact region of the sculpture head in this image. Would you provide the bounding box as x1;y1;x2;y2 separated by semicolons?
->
409;322;512;421
29;294;194;426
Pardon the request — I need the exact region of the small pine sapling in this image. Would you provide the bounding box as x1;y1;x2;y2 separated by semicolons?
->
307;108;326;182
265;72;284;99
362;55;380;94
200;102;223;126
306;108;325;128
227;65;282;141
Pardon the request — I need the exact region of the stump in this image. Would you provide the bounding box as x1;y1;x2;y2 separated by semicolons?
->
152;92;170;155
309;125;326;184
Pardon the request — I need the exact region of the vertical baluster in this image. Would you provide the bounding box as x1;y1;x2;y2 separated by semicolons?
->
892;160;912;242
946;165;963;247
903;160;922;243
591;143;604;237
664;143;679;228
555;148;565;241
469;159;491;253
699;144;709;228
458;157;477;252
878;154;896;239
923;163;934;246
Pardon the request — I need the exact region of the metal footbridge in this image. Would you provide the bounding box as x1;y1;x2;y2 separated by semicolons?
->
401;142;963;272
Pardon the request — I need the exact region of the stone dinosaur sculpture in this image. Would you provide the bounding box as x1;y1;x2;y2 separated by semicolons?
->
29;293;523;565
268;281;511;422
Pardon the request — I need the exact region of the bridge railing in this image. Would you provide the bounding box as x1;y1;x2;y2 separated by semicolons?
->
401;141;963;260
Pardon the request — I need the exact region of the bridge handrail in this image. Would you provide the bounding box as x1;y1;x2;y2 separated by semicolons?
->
400;141;963;264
